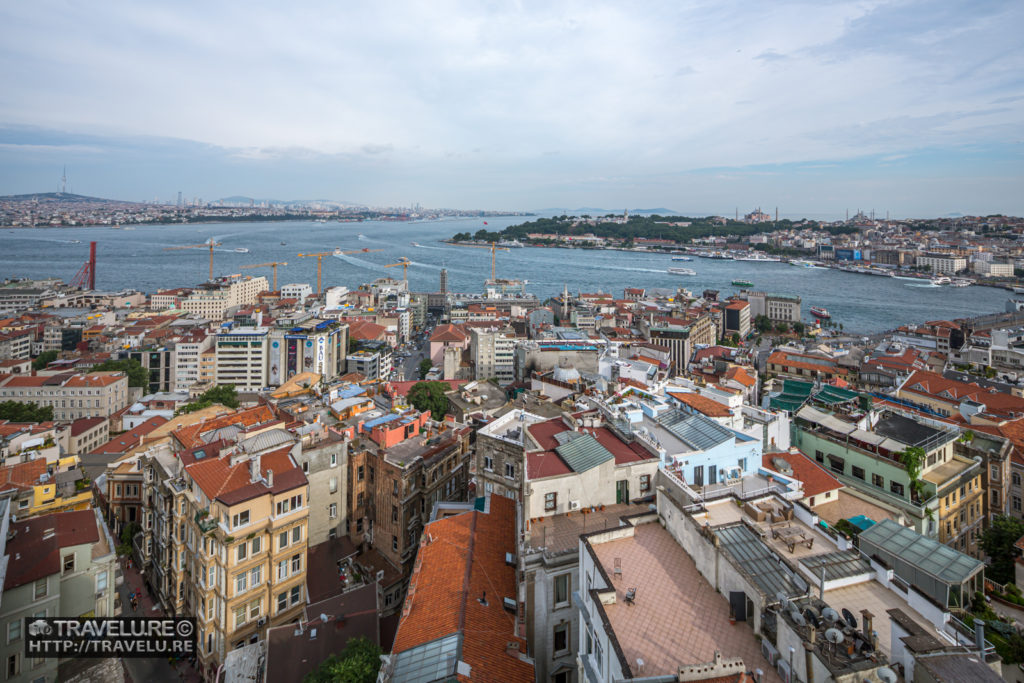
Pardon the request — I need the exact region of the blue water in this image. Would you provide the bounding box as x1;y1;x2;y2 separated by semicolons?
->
0;216;1008;333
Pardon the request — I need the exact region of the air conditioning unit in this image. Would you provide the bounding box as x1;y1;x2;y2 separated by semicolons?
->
257;618;267;628
568;500;581;511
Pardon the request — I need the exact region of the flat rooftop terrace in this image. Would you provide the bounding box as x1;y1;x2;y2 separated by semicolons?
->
589;521;780;680
525;504;645;556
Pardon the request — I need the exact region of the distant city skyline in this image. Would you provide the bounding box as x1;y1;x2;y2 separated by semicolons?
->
1;1;1022;217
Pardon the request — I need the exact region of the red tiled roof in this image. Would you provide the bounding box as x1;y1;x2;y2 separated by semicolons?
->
70;416;106;437
171;405;275;449
723;366;756;388
527;417;653;469
4;510;100;590
669;392;733;418
429;324;467;343
186;445;306;505
90;416;169;455
526;450;573;479
762;450;842;498
0;459;47;493
900;370;1024;418
391;495;533;683
767;351;847;375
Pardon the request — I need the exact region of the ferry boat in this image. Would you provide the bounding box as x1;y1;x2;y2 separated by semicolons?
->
733;253;782;262
789;260;814;268
931;276;951;286
951;279;973;287
668;267;696;276
731;279;754;287
671;255;693;261
498;239;526;248
234;247;249;253
810;306;831;319
411;242;422;247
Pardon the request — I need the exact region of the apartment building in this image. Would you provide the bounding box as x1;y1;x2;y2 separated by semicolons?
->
767;350;850;384
173;330;214;392
746;291;802;323
267;320;349;385
723;300;751;339
794;407;982;553
0;330;32;360
469;325;517;384
0;371;129;421
128;346;174;393
138;435;309;681
473;409;549;499
916;254;967;274
215;327;269;391
643;313;716;374
348;418;472;597
291;426;347;545
181;276;269;320
1;507;118;683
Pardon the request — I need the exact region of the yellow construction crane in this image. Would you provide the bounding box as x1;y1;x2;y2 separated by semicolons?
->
298;247;383;294
384;257;412;281
163;238;222;280
240;261;288;290
449;242;509;280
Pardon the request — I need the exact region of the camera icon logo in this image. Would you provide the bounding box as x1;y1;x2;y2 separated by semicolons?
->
28;620;52;636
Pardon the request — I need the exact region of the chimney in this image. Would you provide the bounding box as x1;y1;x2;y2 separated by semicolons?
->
860;609;874;646
975;619;986;653
265;469;274;487
249;454;262;483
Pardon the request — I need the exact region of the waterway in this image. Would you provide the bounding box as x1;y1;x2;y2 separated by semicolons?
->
0;216;1009;334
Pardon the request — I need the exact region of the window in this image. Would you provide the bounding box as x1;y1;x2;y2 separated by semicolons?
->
279;531;289;550
872;473;884;489
232;510;250;528
330;452;337;467
484;456;494;471
357;465;364;481
237;544;247;562
7;621;20;644
1014;472;1021;486
290;585;301;605
292;526;301;544
553;623;569;653
96;571;108;592
251;566;262;587
640;474;651;493
545;492;557;512
277;591;288;612
815;450;824;463
392;505;399;522
505;462;515;479
392;535;398;551
851;466;865;481
236;573;247;594
7;654;18;678
234;605;247;628
248;599;261;621
277;560;288;581
890;481;905;497
1014;496;1021;513
291;554;301;573
34;578;46;599
329;477;337;493
63;553;75;574
991;465;1000;482
251;537;261;554
329;503;338;519
392;480;399;496
554;574;570;605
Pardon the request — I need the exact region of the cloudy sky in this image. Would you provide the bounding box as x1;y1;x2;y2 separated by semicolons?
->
1;0;1022;217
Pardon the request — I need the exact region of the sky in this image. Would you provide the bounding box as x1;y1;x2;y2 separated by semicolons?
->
1;0;1022;217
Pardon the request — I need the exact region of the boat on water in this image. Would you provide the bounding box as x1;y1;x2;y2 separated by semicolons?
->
668;267;696;276
123;226;135;231
411;242;422;247
732;279;754;287
931;276;951;286
733;254;782;262
671;255;693;261
498;239;525;248
280;241;286;245
951;279;973;287
789;260;814;267
810;306;831;319
358;234;366;238
234;247;249;253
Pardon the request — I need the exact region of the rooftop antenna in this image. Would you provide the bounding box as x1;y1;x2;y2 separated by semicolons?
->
60;165;67;195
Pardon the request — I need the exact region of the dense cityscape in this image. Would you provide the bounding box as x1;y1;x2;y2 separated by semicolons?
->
1;203;1024;683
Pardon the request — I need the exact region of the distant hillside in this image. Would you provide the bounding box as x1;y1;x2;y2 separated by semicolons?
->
533;207;680;215
0;192;137;204
217;196;366;208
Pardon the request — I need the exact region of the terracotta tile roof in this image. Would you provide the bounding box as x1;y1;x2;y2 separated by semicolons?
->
70;416;106;437
185;445;305;505
64;372;125;387
171;405;275;449
723;366;756;388
762;450;842;498
429;323;467;343
5;509;100;590
0;458;47;493
90;416;169;455
526;450;573;479
900;370;1024;418
767;350;847;376
526;417;652;469
348;320;387;341
391;495;533;683
669;392;733;418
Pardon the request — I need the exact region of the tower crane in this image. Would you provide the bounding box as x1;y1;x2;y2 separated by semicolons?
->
240;261;288;291
384;257;411;281
448;242;509;281
163;238;222;280
298;248;383;294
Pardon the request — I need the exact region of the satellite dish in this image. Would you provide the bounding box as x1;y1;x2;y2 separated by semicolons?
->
876;667;897;683
825;628;845;645
804;609;821;629
790;610;807;627
841;608;858;628
822;607;841;624
804;604;820;618
776;591;790;610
